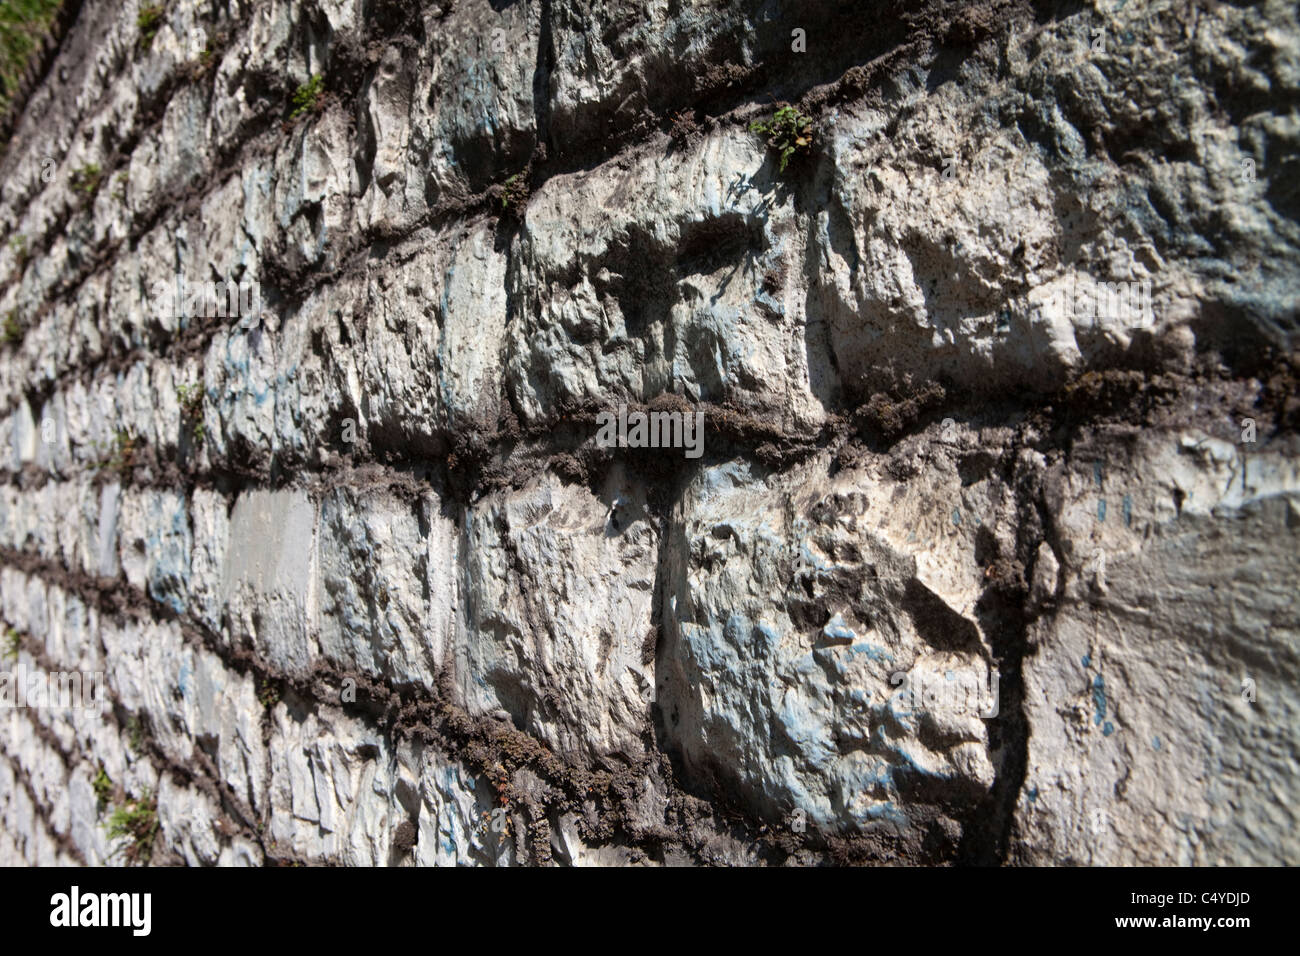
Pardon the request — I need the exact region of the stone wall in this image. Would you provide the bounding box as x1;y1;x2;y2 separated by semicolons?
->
0;0;1296;865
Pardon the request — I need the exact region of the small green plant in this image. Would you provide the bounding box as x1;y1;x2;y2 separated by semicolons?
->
3;627;20;661
126;714;145;753
113;171;128;202
257;676;281;709
71;162;102;196
498;172;529;216
176;382;205;442
105;790;158;864
190;39;215;80
748;105;815;172
92;766;114;807
2;309;23;346
98;428;139;473
8;233;27;264
290;73;324;118
137;4;164;51
0;0;63;117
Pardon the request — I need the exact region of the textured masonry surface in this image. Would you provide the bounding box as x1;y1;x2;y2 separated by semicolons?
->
0;0;1297;865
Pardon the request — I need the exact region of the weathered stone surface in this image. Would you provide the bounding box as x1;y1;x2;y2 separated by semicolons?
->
0;0;1296;867
457;468;658;766
1015;427;1300;865
658;441;1005;838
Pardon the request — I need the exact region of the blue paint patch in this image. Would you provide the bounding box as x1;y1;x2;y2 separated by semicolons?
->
822;613;856;643
1123;494;1133;526
1097;498;1106;522
1027;786;1039;803
1092;674;1107;726
952;508;961;526
1152;736;1161;750
755;620;781;655
799;540;835;573
884;692;919;729
813;645;850;679
790;652;819;679
1103;722;1115;736
887;744;953;783
1082;654;1091;668
777;694;835;766
178;661;191;698
1093;460;1103;488
725;612;752;643
695;461;752;502
849;643;894;662
145;497;193;614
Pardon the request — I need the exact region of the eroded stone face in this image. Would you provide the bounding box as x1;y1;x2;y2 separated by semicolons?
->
223;489;320;675
0;0;1297;867
1015;429;1300;865
657;446;1005;836
506;132;819;427
457;467;658;767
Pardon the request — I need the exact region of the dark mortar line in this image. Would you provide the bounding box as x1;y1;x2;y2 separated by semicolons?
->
8;348;1269;865
0;0;1289;868
17;697;263;867
4;615;280;864
124;703;279;865
531;0;553;161
0;394;837;505
0;544;891;865
0;742;89;865
0;0;1034;417
1;0;1219;421
0;0;89;156
0;10;257;278
958;444;1039;865
0;546;631;861
6;351;1291;514
2;10;488;358
0;178;500;419
3;608;314;867
0;37;326;370
0;710;90;865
